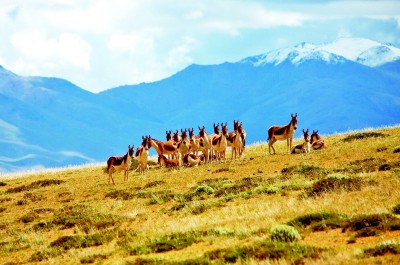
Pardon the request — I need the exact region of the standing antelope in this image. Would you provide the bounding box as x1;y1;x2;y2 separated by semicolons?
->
198;126;213;163
149;137;178;163
188;128;203;155
211;122;229;161
291;129;310;154
268;113;298;154
310;130;326;150
135;136;151;174
106;145;134;184
176;129;191;157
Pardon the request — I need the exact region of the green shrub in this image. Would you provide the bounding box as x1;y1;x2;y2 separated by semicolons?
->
194;185;215;194
342;132;387;142
393;204;400;214
287;212;347;231
393;146;400;153
363;240;400;257
270;225;301;242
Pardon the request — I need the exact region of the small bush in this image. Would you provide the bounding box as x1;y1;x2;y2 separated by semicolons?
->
194;185;215;194
281;165;329;178
206;241;323;263
0;181;6;186
306;176;362;197
393;146;400;153
50;233;114;250
144;181;166;188
270;225;301;242
80;254;108;264
105;190;135;200
393;204;400;214
287;212;347;231
363;240;400;257
343;213;400;232
130;231;202;255
342;132;387;142
7;179;65;193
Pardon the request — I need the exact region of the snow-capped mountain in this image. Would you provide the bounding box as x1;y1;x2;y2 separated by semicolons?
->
1;37;400;173
242;37;400;67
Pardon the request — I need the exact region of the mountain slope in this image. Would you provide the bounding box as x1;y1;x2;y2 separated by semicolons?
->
1;37;400;173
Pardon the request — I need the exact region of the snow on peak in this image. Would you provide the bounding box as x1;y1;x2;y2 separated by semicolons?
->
241;37;400;67
241;42;344;66
321;37;400;67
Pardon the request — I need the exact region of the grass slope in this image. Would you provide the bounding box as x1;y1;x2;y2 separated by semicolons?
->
1;127;400;264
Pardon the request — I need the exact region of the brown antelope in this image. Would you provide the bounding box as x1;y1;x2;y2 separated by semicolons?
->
149;137;178;162
268;113;298;154
310;130;326;150
135;136;151;174
238;122;246;157
158;154;181;168
211;122;229;161
198;126;213;162
291;129;310;154
165;130;173;141
106;145;134;184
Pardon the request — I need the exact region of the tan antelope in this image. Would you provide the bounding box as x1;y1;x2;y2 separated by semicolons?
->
183;153;203;167
268;113;298;154
176;129;191;157
211;122;229;161
158;154;181;168
135;136;151;174
149;137;178;162
106;145;134;184
310;130;326;150
188;128;204;155
238;122;246;157
198;126;213;163
227;120;244;159
291;129;310;154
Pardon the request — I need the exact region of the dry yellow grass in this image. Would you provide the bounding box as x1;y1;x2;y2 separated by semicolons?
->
0;126;399;264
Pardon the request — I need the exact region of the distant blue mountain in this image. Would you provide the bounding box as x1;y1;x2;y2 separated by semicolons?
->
1;38;400;173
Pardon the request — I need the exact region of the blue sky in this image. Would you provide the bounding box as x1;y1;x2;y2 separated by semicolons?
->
0;0;399;93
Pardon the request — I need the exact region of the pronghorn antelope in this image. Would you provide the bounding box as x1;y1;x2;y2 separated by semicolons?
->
198;126;213;162
211;122;229;161
158;154;181;168
291;129;310;154
149;137;178;162
106;145;134;184
268;113;298;154
310;130;326;150
135;136;151;174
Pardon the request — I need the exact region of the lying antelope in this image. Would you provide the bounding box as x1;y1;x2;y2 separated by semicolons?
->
183;153;203;167
158;154;181;168
291;129;310;154
135;136;151;174
268;113;298;154
106;145;134;184
310;130;326;150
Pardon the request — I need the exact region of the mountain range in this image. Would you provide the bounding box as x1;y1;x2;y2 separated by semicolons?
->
1;37;399;173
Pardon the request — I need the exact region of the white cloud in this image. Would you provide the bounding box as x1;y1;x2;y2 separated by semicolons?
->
11;30;91;71
0;0;399;92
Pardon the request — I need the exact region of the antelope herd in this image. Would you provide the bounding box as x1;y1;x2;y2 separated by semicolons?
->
106;115;325;184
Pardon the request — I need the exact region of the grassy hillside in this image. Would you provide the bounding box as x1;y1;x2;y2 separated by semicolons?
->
1;126;400;264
